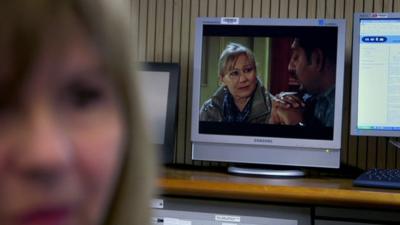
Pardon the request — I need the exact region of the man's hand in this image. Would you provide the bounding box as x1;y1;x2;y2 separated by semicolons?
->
268;92;305;125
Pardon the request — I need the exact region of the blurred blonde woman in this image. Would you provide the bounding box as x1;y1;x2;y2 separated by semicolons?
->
0;1;155;225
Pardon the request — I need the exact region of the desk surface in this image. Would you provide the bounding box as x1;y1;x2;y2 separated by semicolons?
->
158;167;400;210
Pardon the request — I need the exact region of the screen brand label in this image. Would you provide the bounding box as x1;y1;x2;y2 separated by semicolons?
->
254;138;272;143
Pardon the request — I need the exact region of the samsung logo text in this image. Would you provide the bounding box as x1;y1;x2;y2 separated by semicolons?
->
254;138;272;143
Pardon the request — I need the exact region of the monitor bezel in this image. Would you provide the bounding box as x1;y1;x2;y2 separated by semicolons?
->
191;17;346;151
137;62;180;163
351;12;400;137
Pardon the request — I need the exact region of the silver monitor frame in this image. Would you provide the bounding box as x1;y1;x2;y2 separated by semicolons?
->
191;17;346;168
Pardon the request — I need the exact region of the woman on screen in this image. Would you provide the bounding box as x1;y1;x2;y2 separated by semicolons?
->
0;1;155;225
200;43;272;123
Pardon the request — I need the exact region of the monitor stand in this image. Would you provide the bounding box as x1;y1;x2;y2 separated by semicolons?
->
228;165;305;177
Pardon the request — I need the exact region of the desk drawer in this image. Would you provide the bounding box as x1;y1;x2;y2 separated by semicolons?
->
315;220;381;225
153;197;311;225
315;207;400;225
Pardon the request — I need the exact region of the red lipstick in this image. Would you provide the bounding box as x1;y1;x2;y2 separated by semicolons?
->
18;207;73;225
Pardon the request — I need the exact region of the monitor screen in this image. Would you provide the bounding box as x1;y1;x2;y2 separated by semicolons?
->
191;17;346;168
351;13;400;137
137;63;179;163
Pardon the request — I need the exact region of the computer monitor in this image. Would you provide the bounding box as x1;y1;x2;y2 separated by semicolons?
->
191;17;346;174
351;12;400;137
137;63;179;163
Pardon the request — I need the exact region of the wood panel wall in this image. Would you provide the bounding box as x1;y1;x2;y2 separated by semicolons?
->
130;0;400;170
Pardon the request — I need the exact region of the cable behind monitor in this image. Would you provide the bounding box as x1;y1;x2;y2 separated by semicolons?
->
389;138;400;149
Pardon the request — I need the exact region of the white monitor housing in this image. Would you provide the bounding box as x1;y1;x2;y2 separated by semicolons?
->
191;17;346;169
351;13;400;137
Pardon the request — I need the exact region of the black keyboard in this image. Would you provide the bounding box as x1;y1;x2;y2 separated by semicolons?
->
353;168;400;189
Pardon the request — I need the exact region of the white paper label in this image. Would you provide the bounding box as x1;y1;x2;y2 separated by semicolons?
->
221;17;239;24
215;215;241;222
151;199;164;209
371;13;389;18
164;217;192;225
221;223;237;225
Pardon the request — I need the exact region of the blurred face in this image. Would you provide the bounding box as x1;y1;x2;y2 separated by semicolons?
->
220;53;257;101
0;17;124;225
288;39;321;93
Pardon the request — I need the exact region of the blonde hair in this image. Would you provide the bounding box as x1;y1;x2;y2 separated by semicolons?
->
0;1;156;225
218;42;257;77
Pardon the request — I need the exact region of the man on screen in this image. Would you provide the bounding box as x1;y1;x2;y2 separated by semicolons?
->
269;34;337;128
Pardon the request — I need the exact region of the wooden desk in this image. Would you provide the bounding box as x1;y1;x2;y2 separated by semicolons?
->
158;167;400;210
155;167;400;225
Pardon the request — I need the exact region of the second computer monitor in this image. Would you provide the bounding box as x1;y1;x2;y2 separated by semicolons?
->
351;13;400;137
